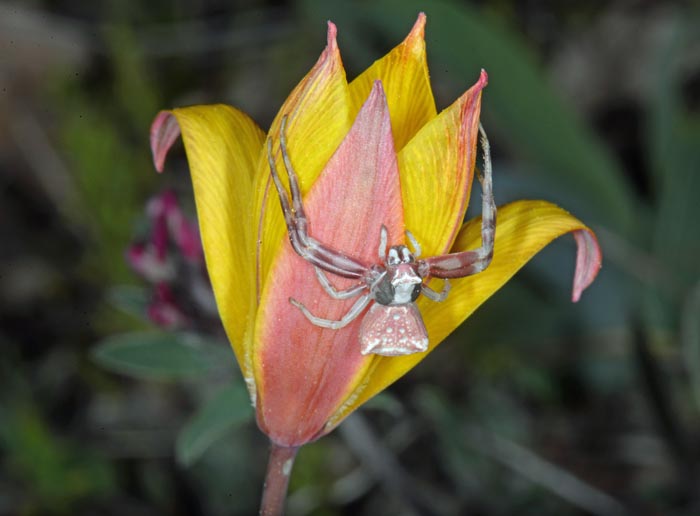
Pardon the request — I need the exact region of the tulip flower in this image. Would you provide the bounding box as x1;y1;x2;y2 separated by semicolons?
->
150;13;601;514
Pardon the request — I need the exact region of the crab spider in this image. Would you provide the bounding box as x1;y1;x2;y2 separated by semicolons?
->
267;116;496;356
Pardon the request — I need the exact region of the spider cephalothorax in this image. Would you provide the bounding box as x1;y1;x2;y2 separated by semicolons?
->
268;115;495;356
372;243;422;306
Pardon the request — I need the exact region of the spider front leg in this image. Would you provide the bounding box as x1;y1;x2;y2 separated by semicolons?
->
267;115;370;280
419;123;496;279
289;294;372;330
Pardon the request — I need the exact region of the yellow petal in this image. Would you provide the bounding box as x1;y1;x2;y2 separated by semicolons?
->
165;105;265;382
399;70;487;257
348;13;436;150
336;200;600;417
253;22;352;294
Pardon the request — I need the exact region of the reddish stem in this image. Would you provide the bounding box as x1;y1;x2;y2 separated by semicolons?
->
259;442;299;516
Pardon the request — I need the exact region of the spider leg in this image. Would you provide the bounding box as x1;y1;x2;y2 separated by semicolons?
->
405;229;422;258
379;225;388;261
289;294;372;330
419;123;496;279
278;116;306;226
421;279;451;302
267;116;369;279
314;267;367;300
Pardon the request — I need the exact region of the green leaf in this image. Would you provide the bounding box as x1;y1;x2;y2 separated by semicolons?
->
107;285;150;319
361;391;404;417
92;331;227;380
301;0;638;233
682;281;700;412
176;384;253;466
649;17;700;283
644;16;700;329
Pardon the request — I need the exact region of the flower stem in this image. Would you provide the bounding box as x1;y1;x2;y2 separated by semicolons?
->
259;442;299;516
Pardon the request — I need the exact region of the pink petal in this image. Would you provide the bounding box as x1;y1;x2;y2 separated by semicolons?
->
150;111;182;173
255;81;404;446
572;229;602;302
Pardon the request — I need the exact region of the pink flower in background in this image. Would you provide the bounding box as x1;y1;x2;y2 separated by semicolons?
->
126;190;217;332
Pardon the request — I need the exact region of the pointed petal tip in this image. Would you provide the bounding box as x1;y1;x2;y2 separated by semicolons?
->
315;20;342;74
571;229;602;302
479;68;489;87
150;110;181;173
326;20;338;48
363;80;389;110
457;69;488;106
371;79;385;93
410;12;427;38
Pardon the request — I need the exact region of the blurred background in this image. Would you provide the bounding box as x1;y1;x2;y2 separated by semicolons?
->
1;0;699;515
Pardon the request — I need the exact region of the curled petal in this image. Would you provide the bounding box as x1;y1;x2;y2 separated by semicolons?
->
150;111;182;173
335;200;601;419
149;106;265;391
572;229;602;302
348;13;436;150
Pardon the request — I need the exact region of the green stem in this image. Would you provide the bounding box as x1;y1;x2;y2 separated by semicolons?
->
259;442;299;516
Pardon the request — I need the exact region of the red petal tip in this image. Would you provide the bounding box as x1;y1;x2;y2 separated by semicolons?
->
371;79;385;92
571;229;602;302
326;21;338;48
411;12;427;36
365;80;390;116
150;111;181;173
479;68;489;87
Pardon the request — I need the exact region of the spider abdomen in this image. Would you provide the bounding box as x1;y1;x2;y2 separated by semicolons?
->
360;303;429;356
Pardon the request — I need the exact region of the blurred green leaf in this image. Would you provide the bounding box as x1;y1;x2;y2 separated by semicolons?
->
645;16;700;332
301;0;637;233
0;401;115;510
415;386;628;516
682;281;700;413
361;391;405;417
107;285;150;319
649;17;700;283
105;23;161;131
92;331;226;380
47;19;159;284
176;383;253;466
59;105;146;281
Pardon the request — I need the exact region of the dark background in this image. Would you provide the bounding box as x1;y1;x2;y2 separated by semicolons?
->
1;1;699;515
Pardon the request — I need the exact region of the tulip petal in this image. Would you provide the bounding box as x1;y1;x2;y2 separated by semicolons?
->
254;22;352;294
151;111;182;173
335;200;601;419
254;82;404;446
149;106;265;388
348;13;436;150
399;70;488;257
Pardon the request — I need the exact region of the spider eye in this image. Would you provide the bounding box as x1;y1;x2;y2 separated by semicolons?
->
387;248;400;265
401;247;414;263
